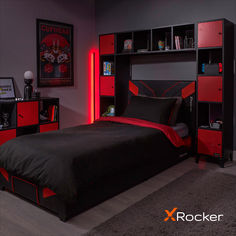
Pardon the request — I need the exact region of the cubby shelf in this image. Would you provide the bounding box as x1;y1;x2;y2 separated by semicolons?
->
196;19;234;167
0;97;60;146
99;19;234;167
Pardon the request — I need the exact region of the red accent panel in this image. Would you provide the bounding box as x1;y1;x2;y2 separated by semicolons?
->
100;76;115;96
198;129;222;157
219;63;223;73
181;82;195;99
43;188;56;198
198;20;223;47
183;136;192;148
162;82;181;97
17;101;39;127
40;123;59;133
198;76;222;102
100;34;115;55
0;168;9;182
0;129;16;145
98;116;185;148
129;81;139;95
11;176;40;205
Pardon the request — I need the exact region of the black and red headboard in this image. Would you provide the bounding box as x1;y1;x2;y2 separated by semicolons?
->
128;80;196;139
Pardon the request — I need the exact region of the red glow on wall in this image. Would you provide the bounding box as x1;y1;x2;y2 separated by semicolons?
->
88;49;99;123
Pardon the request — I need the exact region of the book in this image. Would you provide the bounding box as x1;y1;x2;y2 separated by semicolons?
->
103;61;114;75
47;105;58;122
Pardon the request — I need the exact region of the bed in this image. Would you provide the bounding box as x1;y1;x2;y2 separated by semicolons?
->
0;80;195;221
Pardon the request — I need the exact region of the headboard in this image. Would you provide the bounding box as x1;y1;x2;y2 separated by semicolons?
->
127;80;196;142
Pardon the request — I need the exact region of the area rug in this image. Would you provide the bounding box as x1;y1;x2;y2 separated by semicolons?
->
85;169;236;236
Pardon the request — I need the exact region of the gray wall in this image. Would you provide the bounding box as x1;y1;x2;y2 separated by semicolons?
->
0;0;96;129
95;0;236;150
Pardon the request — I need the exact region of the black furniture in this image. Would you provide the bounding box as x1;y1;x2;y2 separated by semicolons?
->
196;19;234;167
0;97;60;146
99;18;234;167
0;82;193;221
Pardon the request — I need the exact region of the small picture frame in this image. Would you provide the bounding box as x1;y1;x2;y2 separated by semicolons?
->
0;77;16;99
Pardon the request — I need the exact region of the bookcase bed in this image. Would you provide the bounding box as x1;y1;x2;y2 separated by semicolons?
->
0;80;195;221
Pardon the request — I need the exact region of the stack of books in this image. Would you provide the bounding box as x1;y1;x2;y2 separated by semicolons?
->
48;105;58;122
175;36;183;50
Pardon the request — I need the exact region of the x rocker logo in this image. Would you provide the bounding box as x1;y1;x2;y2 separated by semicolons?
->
164;208;178;221
164;208;224;222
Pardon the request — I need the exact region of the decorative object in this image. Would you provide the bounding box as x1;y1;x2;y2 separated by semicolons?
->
165;32;171;50
123;39;133;51
0;78;15;99
37;19;74;87
102;105;115;117
24;71;34;99
158;40;164;50
2;112;9;128
32;89;41;99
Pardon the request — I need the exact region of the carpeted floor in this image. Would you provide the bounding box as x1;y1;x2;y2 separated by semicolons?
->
85;169;236;236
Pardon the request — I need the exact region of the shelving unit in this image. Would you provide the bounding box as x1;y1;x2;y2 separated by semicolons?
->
196;19;234;167
99;22;197;117
0;97;60;146
99;18;234;167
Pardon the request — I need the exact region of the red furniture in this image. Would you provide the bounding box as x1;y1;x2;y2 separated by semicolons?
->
40;123;59;133
17;101;39;127
100;76;115;96
99;34;115;55
198;129;222;157
198;20;223;48
0;129;16;146
196;19;234;167
0;98;59;146
198;76;222;102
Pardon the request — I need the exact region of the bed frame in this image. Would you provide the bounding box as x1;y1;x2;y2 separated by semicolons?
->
0;80;196;221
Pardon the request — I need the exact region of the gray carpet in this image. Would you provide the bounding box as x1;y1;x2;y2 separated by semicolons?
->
85;169;236;236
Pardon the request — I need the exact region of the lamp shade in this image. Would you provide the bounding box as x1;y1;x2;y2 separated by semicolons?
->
24;71;34;80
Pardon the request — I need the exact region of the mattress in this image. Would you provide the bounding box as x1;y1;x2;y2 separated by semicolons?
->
172;123;189;138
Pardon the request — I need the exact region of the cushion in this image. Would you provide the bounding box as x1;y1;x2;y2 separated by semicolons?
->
166;97;183;126
122;95;177;125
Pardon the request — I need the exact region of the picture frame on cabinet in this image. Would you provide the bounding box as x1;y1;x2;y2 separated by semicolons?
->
0;77;16;99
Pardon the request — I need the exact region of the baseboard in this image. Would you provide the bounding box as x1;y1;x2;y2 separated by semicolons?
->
234;150;236;161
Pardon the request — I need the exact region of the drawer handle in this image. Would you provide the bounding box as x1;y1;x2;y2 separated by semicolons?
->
18;114;24;118
218;32;222;35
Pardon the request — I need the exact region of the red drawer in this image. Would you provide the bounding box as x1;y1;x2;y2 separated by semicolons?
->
40;123;59;133
198;20;223;48
100;76;115;96
0;129;16;145
100;34;115;55
198;129;222;157
198;76;222;102
17;102;39;127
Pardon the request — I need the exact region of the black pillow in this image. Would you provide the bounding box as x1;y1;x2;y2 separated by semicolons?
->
122;96;177;125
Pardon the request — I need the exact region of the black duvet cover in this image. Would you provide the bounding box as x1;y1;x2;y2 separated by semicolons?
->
0;120;181;202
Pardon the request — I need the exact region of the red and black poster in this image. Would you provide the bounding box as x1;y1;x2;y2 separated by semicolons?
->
37;19;73;87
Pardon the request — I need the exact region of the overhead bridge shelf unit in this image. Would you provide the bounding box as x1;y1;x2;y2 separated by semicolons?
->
99;18;234;167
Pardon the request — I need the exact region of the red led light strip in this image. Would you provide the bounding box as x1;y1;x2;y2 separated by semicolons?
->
89;49;99;123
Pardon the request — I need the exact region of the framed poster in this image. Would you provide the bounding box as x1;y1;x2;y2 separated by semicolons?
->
0;77;15;99
37;19;74;87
